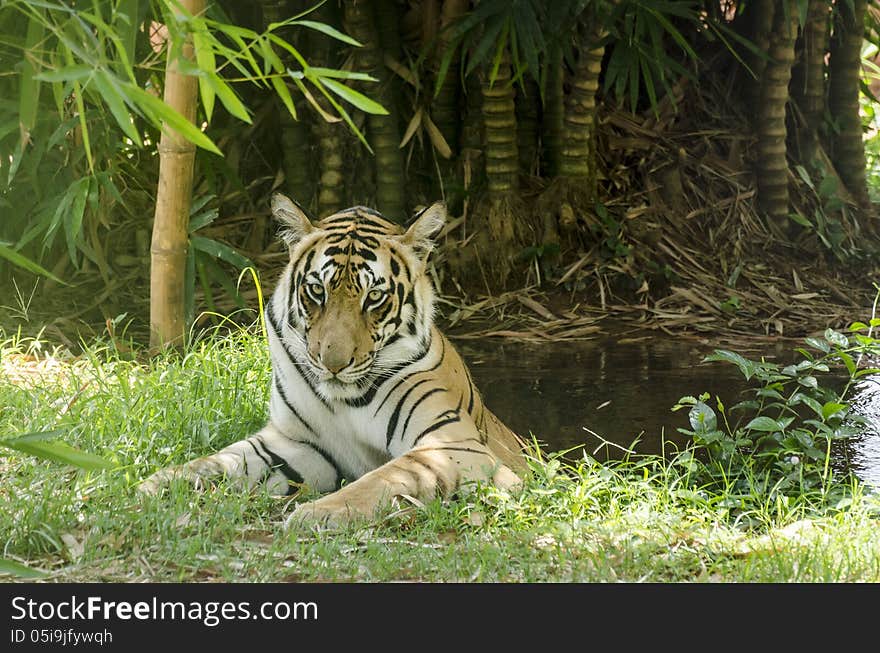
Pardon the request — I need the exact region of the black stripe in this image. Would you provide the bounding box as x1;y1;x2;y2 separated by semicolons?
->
351;246;378;261
400;387;447;444
247;440;272;469
385;379;432;448
266;305;333;411
428;445;491;456
273;373;316;435
256;442;304;494
371;334;442;416
297;440;348;488
412;415;463;445
343;330;435;408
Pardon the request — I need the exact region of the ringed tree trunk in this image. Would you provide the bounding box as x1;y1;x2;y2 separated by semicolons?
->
755;0;797;232
344;0;407;222
309;3;345;217
829;0;870;211
542;43;564;178
482;49;518;199
793;0;830;138
432;0;468;159
262;0;313;206
559;29;605;186
742;1;776;109
480;48;522;283
150;0;206;350
516;77;540;177
537;28;605;244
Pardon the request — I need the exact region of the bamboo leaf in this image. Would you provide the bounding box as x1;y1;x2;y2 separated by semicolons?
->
314;77;388;115
271;75;297;120
399;107;423;148
207;72;252;123
64;177;90;265
291;76;341;123
0;244;66;284
93;71;142;145
193;29;216;120
423;111;452;159
1;432;113;471
19;14;45;137
115;0;141;81
0;558;45;579
127;85;222;155
33;65;95;83
288;19;362;47
190;235;254;269
308;67;377;82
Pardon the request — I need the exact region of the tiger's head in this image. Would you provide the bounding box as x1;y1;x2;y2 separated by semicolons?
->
270;193;446;401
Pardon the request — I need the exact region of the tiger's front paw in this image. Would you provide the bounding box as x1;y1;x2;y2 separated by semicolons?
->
137;458;224;495
285;493;377;530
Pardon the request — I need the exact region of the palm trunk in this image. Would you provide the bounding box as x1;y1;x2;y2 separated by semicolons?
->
559;29;605;188
829;0;870;209
150;0;205;350
743;1;776;108
262;0;313;205
481;49;518;197
432;0;468;159
793;0;830;137
345;0;406;221
755;0;797;230
542;43;564;177
309;3;345;217
516;77;540;176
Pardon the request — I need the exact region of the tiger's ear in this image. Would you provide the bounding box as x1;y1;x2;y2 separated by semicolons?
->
271;193;314;250
401;202;446;260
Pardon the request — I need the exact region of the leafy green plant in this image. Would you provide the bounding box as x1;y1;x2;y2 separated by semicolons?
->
0;0;383;290
789;164;853;260
183;195;255;327
674;318;880;498
0;429;113;577
590;202;630;259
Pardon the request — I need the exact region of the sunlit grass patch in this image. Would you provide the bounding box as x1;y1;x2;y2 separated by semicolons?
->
1;323;879;582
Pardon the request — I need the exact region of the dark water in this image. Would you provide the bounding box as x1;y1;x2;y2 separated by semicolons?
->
455;332;880;488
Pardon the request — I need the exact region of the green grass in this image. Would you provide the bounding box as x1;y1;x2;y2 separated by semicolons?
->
1;325;879;582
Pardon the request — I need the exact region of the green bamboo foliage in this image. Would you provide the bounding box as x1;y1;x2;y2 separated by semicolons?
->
829;0;870;209
481;48;518;197
755;0;797;229
345;0;406;221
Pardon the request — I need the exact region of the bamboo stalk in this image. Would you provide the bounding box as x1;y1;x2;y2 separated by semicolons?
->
829;0;870;209
345;0;406;221
755;0;797;229
149;0;205;350
481;48;518;197
559;29;605;184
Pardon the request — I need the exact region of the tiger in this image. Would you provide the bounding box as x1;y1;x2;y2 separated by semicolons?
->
138;193;527;528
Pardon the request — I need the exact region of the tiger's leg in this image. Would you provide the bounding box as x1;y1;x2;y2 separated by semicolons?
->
138;422;341;497
287;426;520;528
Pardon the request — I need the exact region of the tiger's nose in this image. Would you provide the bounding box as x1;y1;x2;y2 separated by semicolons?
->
320;342;355;375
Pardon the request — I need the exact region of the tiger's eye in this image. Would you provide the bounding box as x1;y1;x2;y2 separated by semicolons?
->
308;282;324;299
368;289;386;303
